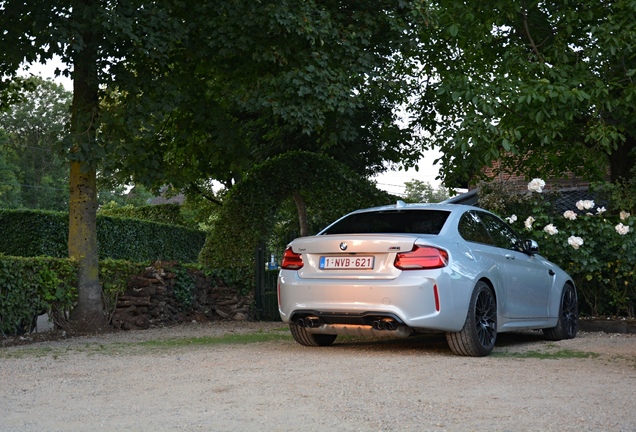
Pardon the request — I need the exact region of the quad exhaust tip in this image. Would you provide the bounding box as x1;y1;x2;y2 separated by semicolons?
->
296;316;400;332
372;318;399;331
295;316;322;328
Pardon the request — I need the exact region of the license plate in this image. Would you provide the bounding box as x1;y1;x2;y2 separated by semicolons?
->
319;256;374;270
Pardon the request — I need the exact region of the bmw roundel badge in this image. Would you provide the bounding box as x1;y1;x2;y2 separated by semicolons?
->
339;242;348;251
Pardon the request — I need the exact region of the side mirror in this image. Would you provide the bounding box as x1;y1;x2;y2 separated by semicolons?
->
524;239;539;255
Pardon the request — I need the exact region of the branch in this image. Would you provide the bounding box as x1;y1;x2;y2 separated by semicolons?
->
188;182;223;206
521;7;545;64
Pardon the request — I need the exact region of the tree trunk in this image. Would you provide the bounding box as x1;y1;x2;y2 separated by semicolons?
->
292;190;309;237
67;0;106;331
68;161;105;329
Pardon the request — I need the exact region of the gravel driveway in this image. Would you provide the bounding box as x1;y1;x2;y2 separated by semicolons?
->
1;322;635;432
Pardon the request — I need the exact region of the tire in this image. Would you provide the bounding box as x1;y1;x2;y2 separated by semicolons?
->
289;324;337;347
543;283;578;341
446;281;497;357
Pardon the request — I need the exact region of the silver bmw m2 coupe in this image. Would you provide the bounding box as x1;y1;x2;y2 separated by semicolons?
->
278;202;578;356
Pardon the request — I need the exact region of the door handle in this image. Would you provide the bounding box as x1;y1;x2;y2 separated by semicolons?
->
548;269;555;276
504;254;515;260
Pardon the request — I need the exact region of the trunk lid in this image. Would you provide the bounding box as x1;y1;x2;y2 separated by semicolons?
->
289;234;418;280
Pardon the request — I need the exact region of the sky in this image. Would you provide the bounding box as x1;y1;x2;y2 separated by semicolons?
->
21;57;443;196
372;153;442;196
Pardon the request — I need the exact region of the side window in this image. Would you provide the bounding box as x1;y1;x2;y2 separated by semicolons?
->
478;211;524;252
458;211;494;245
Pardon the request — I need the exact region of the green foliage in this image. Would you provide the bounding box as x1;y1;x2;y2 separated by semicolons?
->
99;259;146;319
0;209;205;262
0;257;152;335
97;1;429;191
413;0;636;186
202;266;251;297
97;184;155;209
97;215;205;262
0;76;71;211
592;177;636;215
0;209;68;257
2;1;429;325
98;203;190;227
0;256;77;335
199;151;393;273
171;266;196;309
0;130;22;207
403;180;450;203
479;180;636;317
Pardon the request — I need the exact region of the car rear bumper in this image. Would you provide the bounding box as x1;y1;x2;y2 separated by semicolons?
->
278;269;472;332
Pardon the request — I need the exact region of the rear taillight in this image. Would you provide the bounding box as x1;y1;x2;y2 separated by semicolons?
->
394;245;448;270
281;246;304;270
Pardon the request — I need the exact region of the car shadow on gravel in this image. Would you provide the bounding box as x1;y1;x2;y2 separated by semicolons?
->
325;330;549;356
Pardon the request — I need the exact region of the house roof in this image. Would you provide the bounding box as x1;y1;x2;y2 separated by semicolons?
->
442;186;608;214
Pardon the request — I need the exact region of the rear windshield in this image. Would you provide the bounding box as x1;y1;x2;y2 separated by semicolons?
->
321;210;450;235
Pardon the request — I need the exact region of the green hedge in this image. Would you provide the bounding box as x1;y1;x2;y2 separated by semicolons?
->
98;203;190;227
0;256;146;335
0;209;68;257
0;209;206;262
0;256;77;335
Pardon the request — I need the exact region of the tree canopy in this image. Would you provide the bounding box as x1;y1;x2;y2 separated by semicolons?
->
99;1;429;190
403;180;450;203
411;0;636;187
0;77;70;210
0;0;429;328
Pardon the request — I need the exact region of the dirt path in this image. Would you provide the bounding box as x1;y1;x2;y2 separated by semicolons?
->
1;322;635;431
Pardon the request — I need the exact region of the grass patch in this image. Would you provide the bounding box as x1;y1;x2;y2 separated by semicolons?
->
0;329;292;359
136;331;292;349
491;348;599;359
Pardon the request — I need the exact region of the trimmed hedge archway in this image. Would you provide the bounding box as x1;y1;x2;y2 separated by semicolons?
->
199;151;393;270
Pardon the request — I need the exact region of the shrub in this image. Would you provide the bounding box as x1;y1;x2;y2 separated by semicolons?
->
0;256;77;335
479;179;635;317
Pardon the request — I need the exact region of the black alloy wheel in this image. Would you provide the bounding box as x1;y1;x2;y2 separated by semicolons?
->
289;323;337;347
446;281;497;357
544;283;578;341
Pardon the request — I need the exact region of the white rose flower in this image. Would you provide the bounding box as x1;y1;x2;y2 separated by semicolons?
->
575;200;595;211
596;207;606;215
567;236;584;249
543;224;559;235
527;178;546;193
506;214;517;224
524;216;535;230
563;210;577;220
620;211;631;221
615;223;630;235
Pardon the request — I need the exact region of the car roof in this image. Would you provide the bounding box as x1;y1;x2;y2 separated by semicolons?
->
348;201;481;214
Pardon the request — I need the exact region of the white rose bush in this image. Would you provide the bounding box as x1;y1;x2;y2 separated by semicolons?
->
480;179;635;317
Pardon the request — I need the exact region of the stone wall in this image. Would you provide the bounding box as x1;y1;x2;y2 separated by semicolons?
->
111;262;252;330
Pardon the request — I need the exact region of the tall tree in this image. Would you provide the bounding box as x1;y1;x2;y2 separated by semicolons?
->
1;1;429;329
411;0;636;187
0;77;70;210
0;0;188;330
